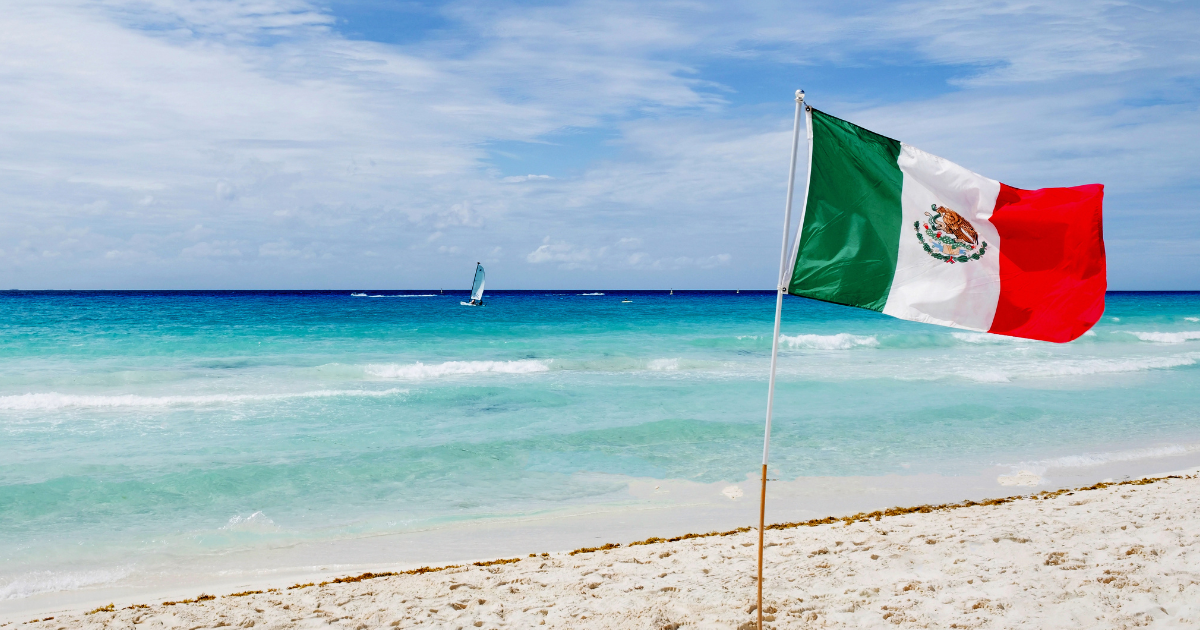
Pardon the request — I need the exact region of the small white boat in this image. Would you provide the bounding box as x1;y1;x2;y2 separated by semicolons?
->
461;263;486;306
621;298;632;303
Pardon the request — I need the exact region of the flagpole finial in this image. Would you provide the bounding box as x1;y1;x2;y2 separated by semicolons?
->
795;89;805;103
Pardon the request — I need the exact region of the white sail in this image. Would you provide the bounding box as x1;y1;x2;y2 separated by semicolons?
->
470;263;485;302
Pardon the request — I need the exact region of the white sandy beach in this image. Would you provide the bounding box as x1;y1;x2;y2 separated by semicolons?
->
12;468;1198;629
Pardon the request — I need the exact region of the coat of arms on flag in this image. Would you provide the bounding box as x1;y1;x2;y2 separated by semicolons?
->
915;204;988;264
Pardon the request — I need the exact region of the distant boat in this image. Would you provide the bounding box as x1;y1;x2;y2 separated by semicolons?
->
622;298;632;303
670;289;673;295
461;263;485;306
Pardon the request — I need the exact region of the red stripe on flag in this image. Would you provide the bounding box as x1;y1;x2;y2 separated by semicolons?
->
987;183;1106;343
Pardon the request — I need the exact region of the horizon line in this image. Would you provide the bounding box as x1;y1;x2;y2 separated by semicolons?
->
1;289;1194;294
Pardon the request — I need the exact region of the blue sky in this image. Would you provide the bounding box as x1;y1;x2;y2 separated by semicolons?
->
1;0;1197;289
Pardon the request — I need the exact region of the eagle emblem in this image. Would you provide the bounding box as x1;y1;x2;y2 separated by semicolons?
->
914;204;988;264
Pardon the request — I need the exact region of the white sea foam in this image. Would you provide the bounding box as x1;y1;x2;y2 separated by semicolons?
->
349;293;436;297
947;329;1090;342
0;389;405;411
648;358;680;371
0;568;131;600
221;511;280;533
951;332;1036;344
780;333;878;350
960;354;1199;383
1125;331;1200;343
579;293;604;296
997;470;1042;487
365;360;550;379
1187;317;1199;322
1010;442;1200;473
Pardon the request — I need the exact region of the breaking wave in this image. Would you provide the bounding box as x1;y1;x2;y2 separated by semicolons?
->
365;360;551;379
1123;331;1200;343
647;358;680;371
951;332;1037;344
0;568;131;600
780;333;879;350
221;511;280;533
353;294;437;298
957;354;1199;383
1007;442;1200;473
0;389;405;411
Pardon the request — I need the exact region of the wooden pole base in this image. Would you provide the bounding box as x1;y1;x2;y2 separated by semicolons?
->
757;463;767;630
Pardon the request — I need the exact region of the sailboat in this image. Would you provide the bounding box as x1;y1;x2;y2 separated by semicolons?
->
461;263;485;306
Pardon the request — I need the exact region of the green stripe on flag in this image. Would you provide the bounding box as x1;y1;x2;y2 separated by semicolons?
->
789;109;903;312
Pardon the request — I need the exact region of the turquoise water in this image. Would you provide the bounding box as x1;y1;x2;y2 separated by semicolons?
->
2;290;1200;600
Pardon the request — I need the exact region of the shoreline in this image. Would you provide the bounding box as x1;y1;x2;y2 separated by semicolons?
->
7;441;1200;618
6;467;1199;627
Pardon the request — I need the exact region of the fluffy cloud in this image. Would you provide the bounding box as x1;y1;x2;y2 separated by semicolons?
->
0;0;1195;289
181;241;244;258
526;237;603;268
527;236;730;272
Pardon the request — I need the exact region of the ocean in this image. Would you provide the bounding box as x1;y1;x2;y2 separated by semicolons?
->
3;290;1200;607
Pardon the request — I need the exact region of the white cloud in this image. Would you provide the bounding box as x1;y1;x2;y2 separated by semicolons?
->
258;241;301;258
526;235;731;273
0;0;1195;289
434;202;484;228
525;236;603;268
183;224;214;241
215;181;237;202
181;241;243;258
258;240;329;259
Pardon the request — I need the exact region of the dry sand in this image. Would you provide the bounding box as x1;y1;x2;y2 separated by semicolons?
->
10;470;1199;629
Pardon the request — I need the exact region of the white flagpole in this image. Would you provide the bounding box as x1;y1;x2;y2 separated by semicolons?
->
758;89;805;630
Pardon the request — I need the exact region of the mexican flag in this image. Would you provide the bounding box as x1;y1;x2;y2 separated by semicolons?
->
787;108;1106;343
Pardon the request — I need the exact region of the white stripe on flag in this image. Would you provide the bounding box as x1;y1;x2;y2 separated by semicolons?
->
882;143;1003;332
